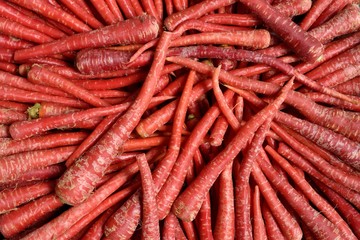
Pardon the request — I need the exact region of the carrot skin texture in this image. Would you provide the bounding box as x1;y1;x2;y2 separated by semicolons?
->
0;181;54;214
14;15;160;61
0;194;63;238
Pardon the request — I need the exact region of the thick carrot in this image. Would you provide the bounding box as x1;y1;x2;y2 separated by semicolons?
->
172;79;293;222
0;181;54;214
14;15;160;61
334;76;360;96
0;61;16;74
238;0;323;62
162;212;177;239
0;194;63;238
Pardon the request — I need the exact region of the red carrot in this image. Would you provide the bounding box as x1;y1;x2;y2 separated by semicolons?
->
200;13;260;27
311;0;355;27
0;108;27;124
0;181;54;214
8;0;91;33
58;0;104;29
89;0;117;24
265;145;357;240
0;34;33;49
0;0;66;39
334;76;360;96
28;65;111;107
55;32;172;206
305;92;360;112
300;0;334;30
164;0;237;31
0;146;76;183
261;202;286;240
14;15;160;61
0;131;87;156
0;194;63;238
253;185;267;240
136;153;160;239
170;30;271;49
116;0;137;18
237;0;324;62
0;17;54;44
273;0;311;17
171;79;293;222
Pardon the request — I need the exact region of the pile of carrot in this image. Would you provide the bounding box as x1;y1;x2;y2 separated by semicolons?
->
0;0;359;239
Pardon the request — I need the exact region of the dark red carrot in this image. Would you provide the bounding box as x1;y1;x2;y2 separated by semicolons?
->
253;185;267;240
14;15;159;61
0;146;76;183
58;0;104;29
0;34;33;49
0;131;87;156
314;180;360;239
265;145;357;240
261;202;286;240
0;194;63;238
311;0;355;27
141;0;161;22
305;92;360;112
171;79;293;222
0;17;54;44
0;181;54;214
0;61;16;74
28;65;111;107
315;63;360;87
8;0;91;32
164;0;237;31
136;153;160;239
238;0;324;62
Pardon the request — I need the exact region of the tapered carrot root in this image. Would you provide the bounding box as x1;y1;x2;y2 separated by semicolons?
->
14;15;160;61
0;34;33;49
334;76;360;96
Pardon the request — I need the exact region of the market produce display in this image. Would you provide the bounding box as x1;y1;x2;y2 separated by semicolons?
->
0;0;360;239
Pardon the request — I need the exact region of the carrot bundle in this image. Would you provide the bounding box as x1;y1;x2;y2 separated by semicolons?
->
0;0;359;239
